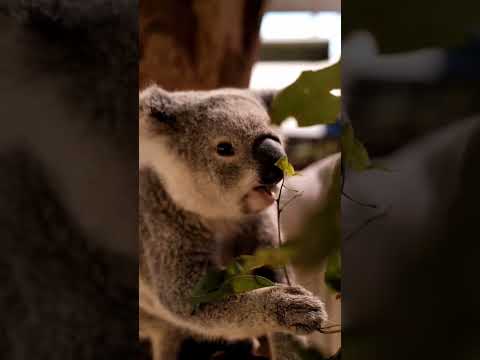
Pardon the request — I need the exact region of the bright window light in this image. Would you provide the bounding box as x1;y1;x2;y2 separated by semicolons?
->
330;88;341;97
250;11;341;90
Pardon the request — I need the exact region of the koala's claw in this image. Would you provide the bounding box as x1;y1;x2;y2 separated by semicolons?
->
269;285;327;335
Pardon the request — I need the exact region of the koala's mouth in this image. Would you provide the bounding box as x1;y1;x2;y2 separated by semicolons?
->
253;185;276;200
243;185;277;213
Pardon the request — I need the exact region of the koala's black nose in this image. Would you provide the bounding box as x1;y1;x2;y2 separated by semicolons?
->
253;137;286;185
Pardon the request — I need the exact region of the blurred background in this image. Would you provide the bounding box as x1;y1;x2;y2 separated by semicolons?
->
0;1;139;359
342;1;480;359
249;2;340;90
140;0;340;91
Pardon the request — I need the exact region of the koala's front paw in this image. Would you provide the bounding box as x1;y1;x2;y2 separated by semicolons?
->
267;285;327;334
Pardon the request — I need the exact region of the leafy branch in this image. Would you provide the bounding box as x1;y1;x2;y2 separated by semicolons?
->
270;60;385;297
274;156;302;286
190;61;382;353
191;62;345;309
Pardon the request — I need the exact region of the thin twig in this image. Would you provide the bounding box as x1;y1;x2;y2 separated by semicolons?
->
282;184;301;193
276;178;292;286
341;158;377;208
279;191;304;213
342;190;377;208
276;172;342;335
343;206;390;242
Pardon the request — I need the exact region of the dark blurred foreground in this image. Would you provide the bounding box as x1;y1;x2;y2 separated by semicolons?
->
0;2;139;358
342;2;480;358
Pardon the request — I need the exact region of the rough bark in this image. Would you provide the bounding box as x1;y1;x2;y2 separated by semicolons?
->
139;0;267;90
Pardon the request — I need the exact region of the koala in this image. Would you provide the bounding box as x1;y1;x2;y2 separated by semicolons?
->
139;85;328;360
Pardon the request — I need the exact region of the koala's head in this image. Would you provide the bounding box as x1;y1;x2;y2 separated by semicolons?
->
139;85;286;220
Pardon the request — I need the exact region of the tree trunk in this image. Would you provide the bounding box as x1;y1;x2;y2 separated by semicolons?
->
139;0;267;90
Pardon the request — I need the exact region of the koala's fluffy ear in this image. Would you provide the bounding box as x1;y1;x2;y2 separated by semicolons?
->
250;89;278;112
139;85;177;124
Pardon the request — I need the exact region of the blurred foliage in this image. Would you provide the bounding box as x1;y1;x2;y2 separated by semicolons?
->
289;161;341;270
287;139;340;171
191;63;373;343
340;123;371;171
191;267;275;309
271;62;340;126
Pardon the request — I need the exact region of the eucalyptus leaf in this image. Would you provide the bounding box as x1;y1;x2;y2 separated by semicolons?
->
271;62;340;126
341;123;371;171
275;156;297;176
226;260;244;276
241;246;296;272
290;156;341;269
191;268;226;296
191;268;275;307
191;288;230;307
230;275;275;293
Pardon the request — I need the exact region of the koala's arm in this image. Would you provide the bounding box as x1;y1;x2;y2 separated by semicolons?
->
141;219;326;339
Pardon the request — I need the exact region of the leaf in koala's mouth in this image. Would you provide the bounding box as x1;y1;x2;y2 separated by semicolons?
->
275;156;297;177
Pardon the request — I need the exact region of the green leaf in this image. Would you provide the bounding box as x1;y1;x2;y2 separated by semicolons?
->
341;123;371;171
230;275;275;294
241;246;297;272
275;156;297;177
190;269;228;307
368;161;392;172
271;62;340;126
226;260;244;276
191;268;226;296
191;268;276;308
290;155;341;269
325;250;341;293
190;288;230;307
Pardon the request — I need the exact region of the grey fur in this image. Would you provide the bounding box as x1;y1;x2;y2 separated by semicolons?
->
139;86;327;359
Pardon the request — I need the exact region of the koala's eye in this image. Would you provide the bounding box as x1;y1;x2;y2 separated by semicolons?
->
216;142;235;157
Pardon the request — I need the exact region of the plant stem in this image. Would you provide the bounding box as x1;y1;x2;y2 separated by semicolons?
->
276;178;292;286
341;190;377;208
343;206;390;242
